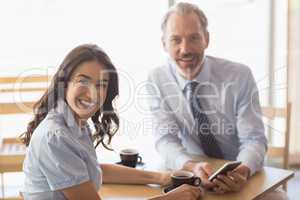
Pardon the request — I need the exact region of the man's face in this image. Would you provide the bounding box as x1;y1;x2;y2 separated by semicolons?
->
163;12;209;79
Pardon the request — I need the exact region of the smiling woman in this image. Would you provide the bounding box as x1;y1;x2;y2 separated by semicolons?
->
19;44;203;200
20;44;119;150
0;1;169;198
19;44;119;200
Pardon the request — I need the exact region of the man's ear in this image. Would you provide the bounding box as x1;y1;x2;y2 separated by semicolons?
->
205;31;210;48
161;36;167;52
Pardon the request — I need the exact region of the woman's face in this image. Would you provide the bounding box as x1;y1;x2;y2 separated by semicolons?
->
66;60;109;122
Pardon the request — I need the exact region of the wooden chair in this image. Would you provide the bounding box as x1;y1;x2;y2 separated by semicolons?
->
0;75;50;200
261;103;292;170
0;138;24;200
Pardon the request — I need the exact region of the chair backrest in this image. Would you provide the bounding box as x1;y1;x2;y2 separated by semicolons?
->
261;103;291;169
0;75;50;199
0;138;25;173
0;75;50;169
0;75;50;168
0;75;50;114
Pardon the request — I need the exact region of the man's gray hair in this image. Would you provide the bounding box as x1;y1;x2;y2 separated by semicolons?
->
161;2;208;38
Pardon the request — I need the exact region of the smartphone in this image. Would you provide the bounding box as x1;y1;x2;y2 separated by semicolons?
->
208;161;241;181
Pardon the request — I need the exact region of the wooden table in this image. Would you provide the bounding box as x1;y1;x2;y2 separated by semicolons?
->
0;148;294;200
99;158;294;200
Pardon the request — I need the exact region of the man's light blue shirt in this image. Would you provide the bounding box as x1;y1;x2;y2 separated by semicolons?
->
147;56;268;175
22;99;101;200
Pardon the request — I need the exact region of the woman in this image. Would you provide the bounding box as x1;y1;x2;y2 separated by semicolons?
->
21;44;202;200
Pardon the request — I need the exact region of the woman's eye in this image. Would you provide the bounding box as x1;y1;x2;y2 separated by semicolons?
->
78;79;90;85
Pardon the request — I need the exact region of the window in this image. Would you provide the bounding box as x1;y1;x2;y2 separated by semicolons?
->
0;0;168;196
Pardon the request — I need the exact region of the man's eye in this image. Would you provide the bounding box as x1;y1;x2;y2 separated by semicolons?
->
171;38;181;44
191;35;200;41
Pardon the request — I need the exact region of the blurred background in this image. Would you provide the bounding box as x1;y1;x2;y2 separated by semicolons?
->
0;0;299;199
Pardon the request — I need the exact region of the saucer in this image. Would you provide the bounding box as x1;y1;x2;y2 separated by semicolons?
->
115;161;145;168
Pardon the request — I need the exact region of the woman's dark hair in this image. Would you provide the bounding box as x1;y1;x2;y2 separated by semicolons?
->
20;44;119;149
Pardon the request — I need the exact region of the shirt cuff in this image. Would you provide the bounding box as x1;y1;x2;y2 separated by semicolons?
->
239;160;257;176
174;154;193;170
236;154;263;176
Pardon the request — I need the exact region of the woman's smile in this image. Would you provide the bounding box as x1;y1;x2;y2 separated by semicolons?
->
76;98;97;110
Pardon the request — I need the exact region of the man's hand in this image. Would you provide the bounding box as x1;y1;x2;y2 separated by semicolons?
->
183;161;215;189
212;164;250;194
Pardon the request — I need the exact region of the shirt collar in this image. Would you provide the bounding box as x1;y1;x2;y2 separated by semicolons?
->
169;56;211;92
52;99;86;138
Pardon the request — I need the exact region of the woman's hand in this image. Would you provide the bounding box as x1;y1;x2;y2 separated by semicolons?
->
163;184;203;200
158;172;172;187
149;184;203;200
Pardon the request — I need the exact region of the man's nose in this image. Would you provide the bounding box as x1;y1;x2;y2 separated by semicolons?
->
179;39;191;54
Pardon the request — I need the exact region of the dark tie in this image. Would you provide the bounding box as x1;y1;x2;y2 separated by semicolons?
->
187;81;223;159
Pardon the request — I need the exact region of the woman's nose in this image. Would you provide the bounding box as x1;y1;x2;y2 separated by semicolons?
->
85;84;98;101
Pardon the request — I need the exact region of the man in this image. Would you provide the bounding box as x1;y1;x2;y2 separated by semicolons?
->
147;2;287;198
